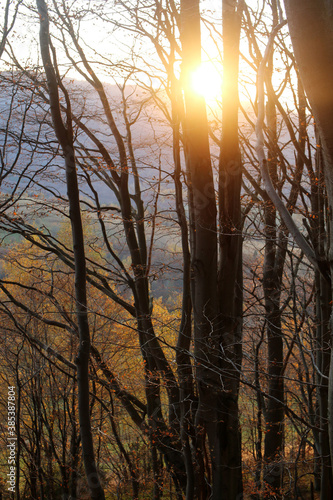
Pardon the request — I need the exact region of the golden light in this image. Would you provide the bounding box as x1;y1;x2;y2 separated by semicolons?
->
190;61;222;101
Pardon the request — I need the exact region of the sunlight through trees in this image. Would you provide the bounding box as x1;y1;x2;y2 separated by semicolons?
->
0;1;332;499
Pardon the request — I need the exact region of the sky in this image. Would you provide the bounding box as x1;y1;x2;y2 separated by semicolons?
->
0;0;292;109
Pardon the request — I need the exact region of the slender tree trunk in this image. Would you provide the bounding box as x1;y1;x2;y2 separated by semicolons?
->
262;15;285;492
70;380;79;500
171;84;196;499
312;136;333;499
15;352;21;500
218;0;244;497
262;183;285;498
36;1;105;497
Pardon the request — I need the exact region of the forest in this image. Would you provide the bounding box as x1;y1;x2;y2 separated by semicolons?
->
1;0;333;499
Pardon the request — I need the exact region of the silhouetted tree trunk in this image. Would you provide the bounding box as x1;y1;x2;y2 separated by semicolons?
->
181;2;218;497
180;1;244;498
262;5;285;497
311;134;333;499
283;1;333;496
36;0;105;497
171;77;197;499
218;0;244;497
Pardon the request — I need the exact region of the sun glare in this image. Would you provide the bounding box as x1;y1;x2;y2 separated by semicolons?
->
190;62;222;102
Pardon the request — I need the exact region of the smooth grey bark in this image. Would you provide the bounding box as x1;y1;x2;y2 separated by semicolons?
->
255;19;323;273
36;1;105;498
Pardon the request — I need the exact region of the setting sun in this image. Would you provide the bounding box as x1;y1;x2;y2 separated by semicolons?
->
190;61;222;101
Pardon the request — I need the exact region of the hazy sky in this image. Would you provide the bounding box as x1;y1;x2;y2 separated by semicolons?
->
0;0;290;107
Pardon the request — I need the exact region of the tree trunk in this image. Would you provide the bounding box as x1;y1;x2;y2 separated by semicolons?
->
262;8;285;493
283;0;333;487
171;81;196;499
36;1;105;498
312;135;333;499
218;0;244;497
180;1;220;498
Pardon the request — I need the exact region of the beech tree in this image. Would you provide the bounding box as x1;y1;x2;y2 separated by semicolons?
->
36;0;105;497
281;1;333;497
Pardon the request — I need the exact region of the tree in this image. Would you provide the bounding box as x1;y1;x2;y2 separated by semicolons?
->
180;0;244;497
36;0;105;497
282;0;333;494
218;0;243;495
